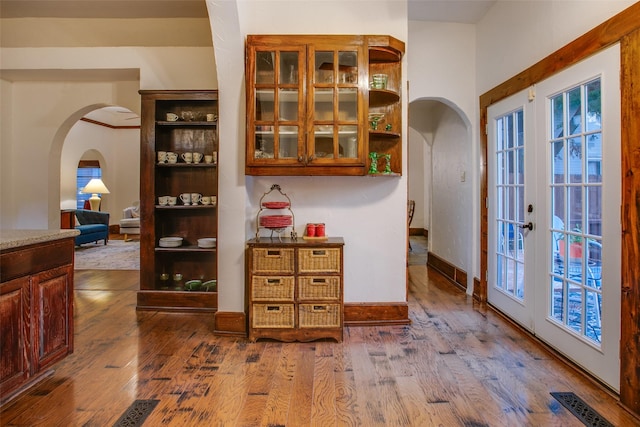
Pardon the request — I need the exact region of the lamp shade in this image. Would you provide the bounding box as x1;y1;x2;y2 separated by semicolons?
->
81;178;110;195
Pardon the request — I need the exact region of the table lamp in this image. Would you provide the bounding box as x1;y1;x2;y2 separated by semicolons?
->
81;178;110;211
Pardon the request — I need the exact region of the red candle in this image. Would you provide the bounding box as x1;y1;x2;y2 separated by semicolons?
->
315;223;325;237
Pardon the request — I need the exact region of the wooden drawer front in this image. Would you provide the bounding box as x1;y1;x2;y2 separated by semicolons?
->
252;276;295;301
252;248;295;274
298;248;341;273
299;304;341;328
298;277;340;301
252;304;294;328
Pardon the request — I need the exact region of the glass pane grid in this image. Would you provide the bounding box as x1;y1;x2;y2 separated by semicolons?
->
494;109;525;301
548;78;603;345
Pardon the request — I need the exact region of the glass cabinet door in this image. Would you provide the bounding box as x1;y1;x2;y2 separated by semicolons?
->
250;46;305;164
309;48;361;164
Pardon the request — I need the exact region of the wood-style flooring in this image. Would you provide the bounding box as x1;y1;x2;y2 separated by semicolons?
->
1;264;638;426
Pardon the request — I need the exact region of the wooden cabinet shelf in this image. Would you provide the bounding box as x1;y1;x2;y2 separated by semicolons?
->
367;36;404;175
156;121;217;127
155;205;217;210
369;89;400;107
156;163;217;168
369;130;401;139
155;246;217;253
138;90;219;312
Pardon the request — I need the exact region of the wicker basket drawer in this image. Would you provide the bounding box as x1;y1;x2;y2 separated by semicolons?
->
298;248;341;273
299;304;341;328
252;276;295;301
252;248;295;273
252;304;295;328
298;276;340;300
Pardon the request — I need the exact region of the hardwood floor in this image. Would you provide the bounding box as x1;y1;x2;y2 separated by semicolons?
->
1;266;638;426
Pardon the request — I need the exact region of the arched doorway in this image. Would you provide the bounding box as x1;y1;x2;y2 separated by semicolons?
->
408;98;474;292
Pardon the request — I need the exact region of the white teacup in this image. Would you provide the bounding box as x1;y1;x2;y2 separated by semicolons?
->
157;151;167;163
191;193;202;205
204;155;213;164
167;152;178;164
167;196;177;206
181;152;193;163
212;152;218;164
166;112;179;121
192;152;203;163
201;196;211;205
158;196;169;206
210;195;217;206
180;193;191;205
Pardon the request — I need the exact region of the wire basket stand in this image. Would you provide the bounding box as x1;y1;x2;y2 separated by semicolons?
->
255;184;297;241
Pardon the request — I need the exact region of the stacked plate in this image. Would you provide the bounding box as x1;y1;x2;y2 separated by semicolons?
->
262;201;290;209
259;215;293;228
159;236;183;247
197;237;217;248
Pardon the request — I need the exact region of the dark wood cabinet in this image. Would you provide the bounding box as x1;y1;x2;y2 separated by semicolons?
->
246;237;344;342
245;34;404;176
137;90;219;312
1;237;74;404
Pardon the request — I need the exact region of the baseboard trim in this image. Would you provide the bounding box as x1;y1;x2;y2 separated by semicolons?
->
213;311;246;337
213;303;411;335
427;251;467;292
409;228;428;238
344;302;411;326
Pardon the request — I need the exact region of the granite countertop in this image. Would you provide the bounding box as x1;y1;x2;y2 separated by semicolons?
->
0;229;80;251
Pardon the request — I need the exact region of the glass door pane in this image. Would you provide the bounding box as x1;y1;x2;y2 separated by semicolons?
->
311;49;359;163
251;48;303;163
495;109;525;301
548;78;603;345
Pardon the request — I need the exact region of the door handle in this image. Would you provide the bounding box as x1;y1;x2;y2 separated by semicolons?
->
519;222;534;231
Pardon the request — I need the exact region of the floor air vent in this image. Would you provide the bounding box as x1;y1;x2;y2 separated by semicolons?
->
113;399;159;427
550;392;614;427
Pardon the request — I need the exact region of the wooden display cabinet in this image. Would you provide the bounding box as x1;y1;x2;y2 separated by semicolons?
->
246;35;367;176
246;237;344;342
245;34;404;176
138;90;219;312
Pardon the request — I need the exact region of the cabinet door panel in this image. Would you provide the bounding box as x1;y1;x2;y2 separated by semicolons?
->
0;277;30;394
31;265;73;372
309;45;365;167
247;44;306;167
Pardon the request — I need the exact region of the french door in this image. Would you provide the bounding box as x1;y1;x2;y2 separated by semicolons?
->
488;90;536;330
487;45;621;390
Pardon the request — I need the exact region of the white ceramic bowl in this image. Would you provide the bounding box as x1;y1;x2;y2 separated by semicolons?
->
159;236;183;247
197;237;217;248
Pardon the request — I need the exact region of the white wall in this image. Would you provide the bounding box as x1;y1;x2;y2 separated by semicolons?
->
430;107;471;269
407;126;426;230
476;0;635;93
0;46;216;229
209;0;409;311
